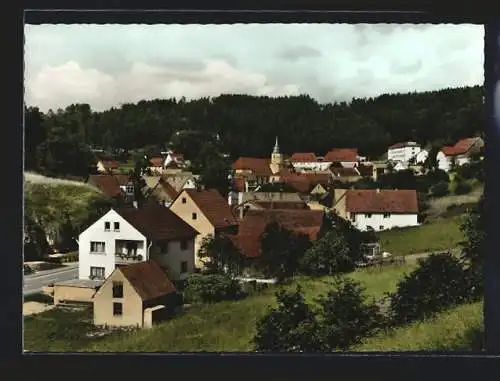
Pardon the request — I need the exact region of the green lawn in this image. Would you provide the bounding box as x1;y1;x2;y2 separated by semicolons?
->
353;301;483;352
24;263;416;352
377;216;464;256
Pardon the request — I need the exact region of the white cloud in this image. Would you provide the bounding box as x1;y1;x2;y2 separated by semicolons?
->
24;23;484;111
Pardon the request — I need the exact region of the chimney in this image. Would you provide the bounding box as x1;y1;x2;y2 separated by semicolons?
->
133;201;138;208
376;189;380;194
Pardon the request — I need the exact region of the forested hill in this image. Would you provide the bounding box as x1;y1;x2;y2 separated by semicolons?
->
25;85;484;173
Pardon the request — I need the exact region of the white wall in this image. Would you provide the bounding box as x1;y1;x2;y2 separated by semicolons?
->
292;161;332;171
151;239;195;281
387;144;421;164
78;209;147;280
415;149;428;164
351;212;419;232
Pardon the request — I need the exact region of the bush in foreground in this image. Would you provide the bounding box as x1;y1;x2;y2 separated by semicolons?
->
388;252;472;325
183;273;244;304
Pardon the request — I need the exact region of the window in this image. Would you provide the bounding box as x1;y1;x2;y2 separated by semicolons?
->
181;197;187;204
112;281;123;298
383;213;390;218
180;261;188;274
379;226;384;231
114;222;120;231
90;241;106;253
104;222;110;231
364;213;372;218
192;212;197;220
180;240;188;251
113;302;123;316
90;266;105;279
126;184;134;194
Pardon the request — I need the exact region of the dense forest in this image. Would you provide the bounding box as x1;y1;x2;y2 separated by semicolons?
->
24;85;484;178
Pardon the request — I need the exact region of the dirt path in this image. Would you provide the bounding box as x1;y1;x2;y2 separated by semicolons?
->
23;302;55;316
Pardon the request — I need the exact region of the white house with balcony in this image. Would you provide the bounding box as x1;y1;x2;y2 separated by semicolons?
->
333;188;419;232
78;203;199;282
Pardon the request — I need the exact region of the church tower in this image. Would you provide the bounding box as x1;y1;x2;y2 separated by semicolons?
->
270;136;283;174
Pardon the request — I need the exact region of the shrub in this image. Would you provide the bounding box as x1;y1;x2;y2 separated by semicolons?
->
388;252;472;325
299;231;352;276
454;181;472;195
183;273;244;304
315;277;385;351
430;181;450;197
253;286;323;352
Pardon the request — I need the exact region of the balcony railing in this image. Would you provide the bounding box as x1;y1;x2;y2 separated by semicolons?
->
115;252;144;263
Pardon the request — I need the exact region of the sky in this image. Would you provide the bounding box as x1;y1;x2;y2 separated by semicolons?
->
24;23;484;112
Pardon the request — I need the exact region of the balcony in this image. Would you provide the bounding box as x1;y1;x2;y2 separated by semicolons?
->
115;252;145;264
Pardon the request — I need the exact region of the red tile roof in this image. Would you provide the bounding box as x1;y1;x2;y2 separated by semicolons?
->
324;148;359;162
330;167;360;177
118;203;199;240
441;137;482;157
183;189;239;229
290;153;317;162
232;157;272;176
119;260;177;301
345;189;418;214
235;209;324;257
88;174;131;198
149;157;164;167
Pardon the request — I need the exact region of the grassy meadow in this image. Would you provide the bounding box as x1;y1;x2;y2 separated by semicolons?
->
24;262;416;352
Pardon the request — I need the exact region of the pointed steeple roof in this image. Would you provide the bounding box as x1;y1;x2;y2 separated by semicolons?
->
273;136;280;154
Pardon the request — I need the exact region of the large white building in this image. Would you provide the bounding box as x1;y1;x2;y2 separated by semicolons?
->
289;153;332;172
387;142;421;165
333;188;419;232
78;204;198;282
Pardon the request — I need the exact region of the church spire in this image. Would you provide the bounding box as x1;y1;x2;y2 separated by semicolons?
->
273;136;280;154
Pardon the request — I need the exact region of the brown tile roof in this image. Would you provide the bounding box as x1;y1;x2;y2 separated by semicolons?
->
100;160;119;169
88;174;131;198
281;173;331;194
290;152;317;162
324;148;359;162
235;209;324;257
345;189;418;214
441;137;482;157
253;201;310;210
159;178;179;200
149;157;164;167
120;260;177;301
330;167;360;177
183;189;239;228
118;203;199;240
232;157;272;176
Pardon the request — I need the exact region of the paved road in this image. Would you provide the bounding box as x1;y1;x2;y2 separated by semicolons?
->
23;264;78;296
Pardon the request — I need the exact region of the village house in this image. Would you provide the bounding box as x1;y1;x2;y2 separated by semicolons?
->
93;260;181;328
323;148;362;167
289;152;332;172
78;203;198;282
87;174;135;203
96;159;119;174
437;137;484;172
162;171;198;193
142;176;179;207
230;209;325;259
229;192;309;218
332;188;419;232
169;189;239;268
231;137;292;192
148;157;165;175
